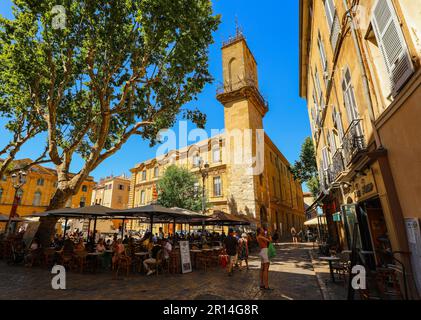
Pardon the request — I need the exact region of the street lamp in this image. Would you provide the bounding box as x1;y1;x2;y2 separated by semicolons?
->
6;170;27;234
198;158;209;234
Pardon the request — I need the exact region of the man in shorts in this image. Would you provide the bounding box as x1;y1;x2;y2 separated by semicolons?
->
224;228;238;276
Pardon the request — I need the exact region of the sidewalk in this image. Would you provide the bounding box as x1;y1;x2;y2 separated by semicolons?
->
308;248;348;300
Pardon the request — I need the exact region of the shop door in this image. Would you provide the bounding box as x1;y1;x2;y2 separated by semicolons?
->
341;204;362;250
357;204;376;270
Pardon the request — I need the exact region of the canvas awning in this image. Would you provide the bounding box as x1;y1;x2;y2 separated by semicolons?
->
304;217;327;226
190;210;250;226
29;204;119;219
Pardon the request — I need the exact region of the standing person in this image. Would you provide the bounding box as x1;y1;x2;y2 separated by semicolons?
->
290;227;298;243
158;227;165;240
223;228;238;276
257;227;273;290
238;233;249;270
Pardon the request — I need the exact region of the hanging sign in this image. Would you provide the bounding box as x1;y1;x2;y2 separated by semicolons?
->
317;207;324;216
179;240;192;274
333;212;341;222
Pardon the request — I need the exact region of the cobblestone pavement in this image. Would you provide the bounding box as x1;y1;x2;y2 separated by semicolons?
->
309;248;348;300
0;243;323;300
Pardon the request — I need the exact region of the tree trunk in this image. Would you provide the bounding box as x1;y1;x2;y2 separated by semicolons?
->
36;187;74;247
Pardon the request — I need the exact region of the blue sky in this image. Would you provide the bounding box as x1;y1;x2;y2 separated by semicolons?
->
0;0;310;183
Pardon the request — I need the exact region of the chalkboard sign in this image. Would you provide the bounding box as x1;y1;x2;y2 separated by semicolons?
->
179;240;192;274
405;218;421;295
23;222;40;248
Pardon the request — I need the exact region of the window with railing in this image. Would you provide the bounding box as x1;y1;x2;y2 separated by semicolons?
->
342;119;366;165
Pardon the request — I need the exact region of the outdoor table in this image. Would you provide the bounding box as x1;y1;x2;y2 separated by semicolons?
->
319;256;340;283
87;252;102;273
134;252;149;273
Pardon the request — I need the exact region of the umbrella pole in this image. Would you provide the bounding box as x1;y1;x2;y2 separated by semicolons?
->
121;218;125;239
93;216;97;244
63;218;68;241
150;214;153;234
87;219;91;242
173;218;176;237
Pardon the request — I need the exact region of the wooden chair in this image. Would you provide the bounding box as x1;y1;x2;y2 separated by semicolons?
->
43;248;57;268
196;252;211;272
169;251;181;274
113;254;132;278
73;250;88;273
332;252;351;283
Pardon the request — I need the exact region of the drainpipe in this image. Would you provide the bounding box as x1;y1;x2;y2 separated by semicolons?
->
343;0;382;149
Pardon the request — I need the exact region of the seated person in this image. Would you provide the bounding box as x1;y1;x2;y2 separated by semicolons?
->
143;243;162;276
112;239;126;267
96;239;106;253
74;240;85;252
162;239;172;261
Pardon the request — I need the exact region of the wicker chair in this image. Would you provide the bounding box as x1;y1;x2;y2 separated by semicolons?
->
73;250;88;273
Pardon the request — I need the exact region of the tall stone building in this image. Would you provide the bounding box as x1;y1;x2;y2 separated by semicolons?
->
299;0;421;297
129;33;305;235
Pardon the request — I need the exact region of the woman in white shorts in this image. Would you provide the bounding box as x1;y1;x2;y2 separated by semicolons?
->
257;227;272;290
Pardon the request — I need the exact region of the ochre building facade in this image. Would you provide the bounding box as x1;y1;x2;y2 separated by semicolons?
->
0;159;95;217
299;0;421;298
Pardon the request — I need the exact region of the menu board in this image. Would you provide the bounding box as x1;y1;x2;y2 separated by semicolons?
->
179;240;192;274
405;218;421;295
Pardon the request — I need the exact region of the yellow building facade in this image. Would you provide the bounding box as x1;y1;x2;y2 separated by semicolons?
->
299;0;421;298
129;34;305;236
0;159;95;217
91;174;131;210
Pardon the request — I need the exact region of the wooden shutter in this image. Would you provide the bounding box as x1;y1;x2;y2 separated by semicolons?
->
322;147;329;170
335;109;345;141
371;0;414;96
324;0;335;29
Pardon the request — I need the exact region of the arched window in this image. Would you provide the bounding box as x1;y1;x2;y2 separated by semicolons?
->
33;191;42;206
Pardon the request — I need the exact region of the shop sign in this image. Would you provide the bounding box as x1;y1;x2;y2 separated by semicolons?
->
317;207;324;216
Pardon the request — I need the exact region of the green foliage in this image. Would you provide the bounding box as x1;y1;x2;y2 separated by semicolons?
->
157;165;204;212
291;137;319;197
0;0;220;206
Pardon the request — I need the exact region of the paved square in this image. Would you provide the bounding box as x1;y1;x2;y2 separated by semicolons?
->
0;243;323;300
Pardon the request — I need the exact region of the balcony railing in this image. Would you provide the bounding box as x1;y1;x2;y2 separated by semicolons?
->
216;77;269;109
216;77;258;95
332;148;345;179
342;119;366;166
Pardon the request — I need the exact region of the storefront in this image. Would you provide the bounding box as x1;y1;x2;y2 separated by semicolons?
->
341;168;392;270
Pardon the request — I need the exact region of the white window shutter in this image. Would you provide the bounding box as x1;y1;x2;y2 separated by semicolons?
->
336;110;345;141
322;147;329;170
371;0;414;97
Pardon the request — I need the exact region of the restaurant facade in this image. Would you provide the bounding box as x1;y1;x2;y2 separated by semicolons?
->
299;0;421;298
